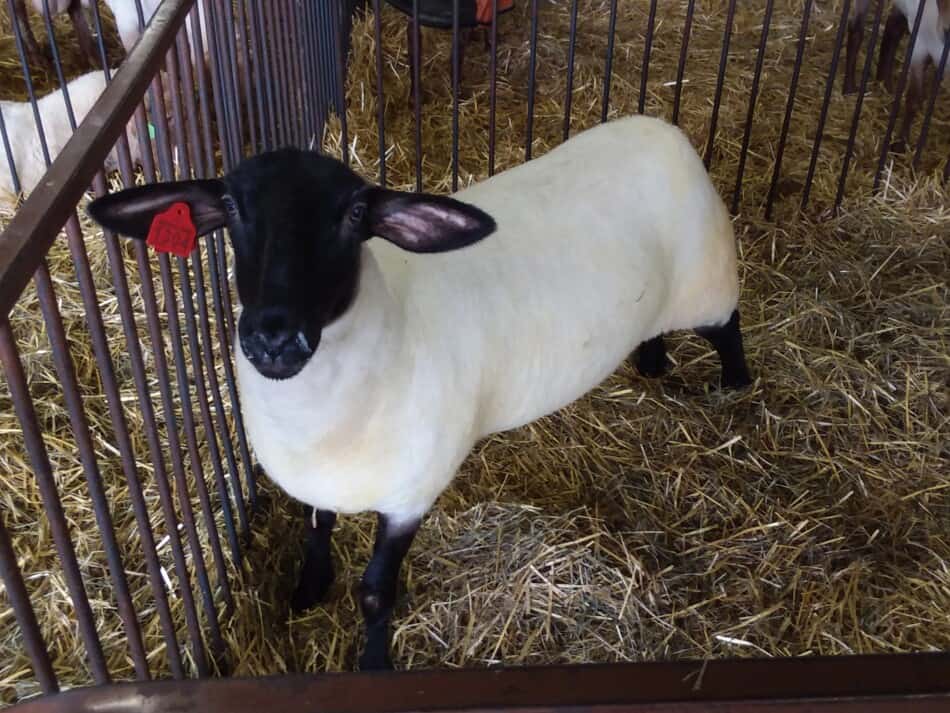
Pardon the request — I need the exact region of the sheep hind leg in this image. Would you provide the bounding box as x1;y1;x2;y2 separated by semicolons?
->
358;514;420;671
694;309;752;390
633;335;669;379
290;508;337;613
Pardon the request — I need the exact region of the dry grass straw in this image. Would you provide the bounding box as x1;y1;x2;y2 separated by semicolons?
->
0;0;949;704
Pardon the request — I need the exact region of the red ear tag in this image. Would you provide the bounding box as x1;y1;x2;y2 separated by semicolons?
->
146;202;197;258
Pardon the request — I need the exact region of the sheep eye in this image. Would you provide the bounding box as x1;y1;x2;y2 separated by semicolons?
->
349;203;366;223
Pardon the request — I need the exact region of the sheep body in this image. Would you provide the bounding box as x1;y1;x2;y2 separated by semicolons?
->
0;70;140;207
234;115;739;527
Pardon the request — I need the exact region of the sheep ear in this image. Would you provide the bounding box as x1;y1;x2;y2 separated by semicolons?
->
87;179;227;240
366;188;496;254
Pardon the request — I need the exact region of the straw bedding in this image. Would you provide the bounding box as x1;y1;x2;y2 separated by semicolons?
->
0;0;948;703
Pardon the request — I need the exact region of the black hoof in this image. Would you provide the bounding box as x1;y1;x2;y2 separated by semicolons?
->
290;559;334;613
634;335;669;378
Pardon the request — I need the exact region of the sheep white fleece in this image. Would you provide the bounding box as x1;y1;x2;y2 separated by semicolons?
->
0;71;140;208
235;115;740;528
855;0;950;68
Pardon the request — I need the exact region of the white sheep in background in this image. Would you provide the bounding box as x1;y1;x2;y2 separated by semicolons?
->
0;70;143;209
11;0;98;71
845;0;950;151
86;114;753;670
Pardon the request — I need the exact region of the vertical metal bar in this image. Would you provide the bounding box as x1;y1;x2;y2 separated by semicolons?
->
75;175;187;678
451;0;460;192
563;0;579;141
913;30;950;169
0;319;109;683
278;0;300;147
834;0;885;211
703;0;737;167
267;0;290;147
147;65;234;653
219;0;247;156
525;0;539;161
41;0;76;129
639;0;658;115
247;0;274;150
203;0;240;164
163;46;247;568
296;0;317;149
304;0;325;146
671;0;696;125
0;514;58;693
601;0;619;123
236;0;258;153
0;105;20;196
488;0;499;175
373;0;386;185
765;0;813;221
33;257;151;680
332;0;350;164
412;0;422;189
801;0;853;211
731;0;774;214
7;0;51;168
873;0;928;190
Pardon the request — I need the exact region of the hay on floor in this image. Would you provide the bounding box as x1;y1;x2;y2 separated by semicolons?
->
0;0;948;704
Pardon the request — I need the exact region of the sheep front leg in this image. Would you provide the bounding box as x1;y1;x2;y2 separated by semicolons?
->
694;309;752;390
893;62;925;154
358;514;420;670
876;7;907;92
844;0;870;95
67;0;99;69
291;508;337;612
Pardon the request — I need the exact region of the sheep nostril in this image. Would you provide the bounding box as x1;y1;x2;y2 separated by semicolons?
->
260;330;295;360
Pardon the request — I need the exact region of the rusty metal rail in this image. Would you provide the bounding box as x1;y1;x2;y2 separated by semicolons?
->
7;652;950;712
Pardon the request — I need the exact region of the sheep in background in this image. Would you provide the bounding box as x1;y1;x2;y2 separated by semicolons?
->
0;70;144;209
86;114;753;670
845;0;950;152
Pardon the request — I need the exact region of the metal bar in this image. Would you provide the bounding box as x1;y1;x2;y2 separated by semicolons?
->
600;0;619;123
765;0;812;220
41;0;77;129
333;0;350;164
732;0;774;214
33;256;151;680
525;0;539;160
0;0;195;317
563;0;579;141
451;0;460;192
162;46;245;573
77;173;187;678
0;318;109;683
373;0;386;184
913;29;950;168
235;0;258;153
488;0;499;174
801;0;853;210
412;0;422;188
6;0;51;169
294;0;316;150
671;0;696;125
873;0;927;189
278;0;301;147
219;0;247;156
8;652;950;713
703;0;736;167
247;0;273;151
639;0;657;115
0;514;58;693
834;0;885;210
266;0;290;147
201;0;239;165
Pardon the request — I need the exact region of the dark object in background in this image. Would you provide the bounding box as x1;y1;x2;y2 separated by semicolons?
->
384;0;515;107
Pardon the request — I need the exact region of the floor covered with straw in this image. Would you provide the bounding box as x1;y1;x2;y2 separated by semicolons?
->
0;0;948;701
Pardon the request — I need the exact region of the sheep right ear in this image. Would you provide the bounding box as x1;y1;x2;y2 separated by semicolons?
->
87;179;227;240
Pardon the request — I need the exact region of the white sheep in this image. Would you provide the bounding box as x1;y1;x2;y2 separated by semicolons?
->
1;70;143;209
12;0;98;71
845;0;950;151
86;114;753;670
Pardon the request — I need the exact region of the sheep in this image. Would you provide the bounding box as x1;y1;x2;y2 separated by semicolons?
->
11;0;98;71
845;0;950;152
98;0;209;60
0;70;143;209
85;114;753;670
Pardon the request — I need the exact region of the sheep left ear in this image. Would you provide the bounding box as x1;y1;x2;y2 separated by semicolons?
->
86;179;227;240
365;188;496;254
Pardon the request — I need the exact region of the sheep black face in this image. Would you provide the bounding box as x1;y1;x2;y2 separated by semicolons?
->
87;148;497;380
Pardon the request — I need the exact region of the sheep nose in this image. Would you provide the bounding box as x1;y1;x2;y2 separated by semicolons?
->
257;328;296;360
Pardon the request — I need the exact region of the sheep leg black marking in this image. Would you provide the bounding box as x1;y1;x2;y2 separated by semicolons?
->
876;7;906;92
68;0;99;69
290;508;337;613
634;335;669;378
13;0;52;72
358;514;420;671
844;9;866;95
694;309;752;390
893;62;924;154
